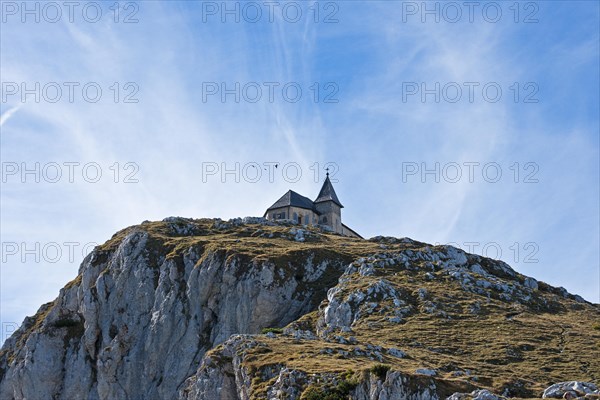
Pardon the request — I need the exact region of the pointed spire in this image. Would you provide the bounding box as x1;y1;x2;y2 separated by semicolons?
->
314;171;343;208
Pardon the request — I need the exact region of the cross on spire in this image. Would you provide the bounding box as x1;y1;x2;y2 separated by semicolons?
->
325;166;330;177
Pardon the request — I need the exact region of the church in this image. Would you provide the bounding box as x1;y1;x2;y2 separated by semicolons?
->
263;172;362;238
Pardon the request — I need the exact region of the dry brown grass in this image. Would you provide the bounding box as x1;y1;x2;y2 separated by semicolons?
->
4;218;599;398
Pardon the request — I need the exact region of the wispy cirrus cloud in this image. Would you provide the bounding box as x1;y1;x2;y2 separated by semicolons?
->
0;106;21;127
1;1;598;346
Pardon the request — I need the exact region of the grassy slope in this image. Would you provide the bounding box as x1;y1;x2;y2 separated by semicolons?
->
168;220;599;399
2;218;599;398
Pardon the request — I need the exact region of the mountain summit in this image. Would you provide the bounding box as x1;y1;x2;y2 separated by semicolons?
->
1;217;598;400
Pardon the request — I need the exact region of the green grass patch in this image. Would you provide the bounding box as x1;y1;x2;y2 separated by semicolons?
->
261;327;284;335
369;364;391;380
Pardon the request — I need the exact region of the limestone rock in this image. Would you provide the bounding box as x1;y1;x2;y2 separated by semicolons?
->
542;382;599;399
447;389;507;400
416;368;437;377
1;218;598;400
353;371;439;400
0;220;348;400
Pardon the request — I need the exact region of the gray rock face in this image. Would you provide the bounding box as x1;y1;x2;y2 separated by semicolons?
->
1;220;596;400
0;225;345;400
523;277;539;290
447;389;507;400
352;371;439;400
180;334;439;400
179;335;256;400
318;278;413;333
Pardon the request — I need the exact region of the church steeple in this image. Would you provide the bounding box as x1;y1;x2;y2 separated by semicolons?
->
314;170;343;208
263;166;361;238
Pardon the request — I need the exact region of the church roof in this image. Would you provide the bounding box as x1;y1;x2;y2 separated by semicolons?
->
266;190;316;212
314;175;343;208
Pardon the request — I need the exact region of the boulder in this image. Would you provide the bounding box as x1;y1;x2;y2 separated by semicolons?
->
543;382;599;398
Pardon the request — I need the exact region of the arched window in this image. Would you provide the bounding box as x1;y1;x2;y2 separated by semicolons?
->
322;216;328;223
293;212;298;222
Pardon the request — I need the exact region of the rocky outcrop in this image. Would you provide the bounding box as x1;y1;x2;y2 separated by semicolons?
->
352;371;439;400
1;218;598;400
0;218;351;400
447;389;507;400
179;335;255;400
542;382;599;399
180;333;440;400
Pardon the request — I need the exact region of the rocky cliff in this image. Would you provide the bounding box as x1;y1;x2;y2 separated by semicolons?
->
1;217;598;400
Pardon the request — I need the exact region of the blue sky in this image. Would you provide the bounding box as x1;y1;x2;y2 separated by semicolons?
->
1;1;599;343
